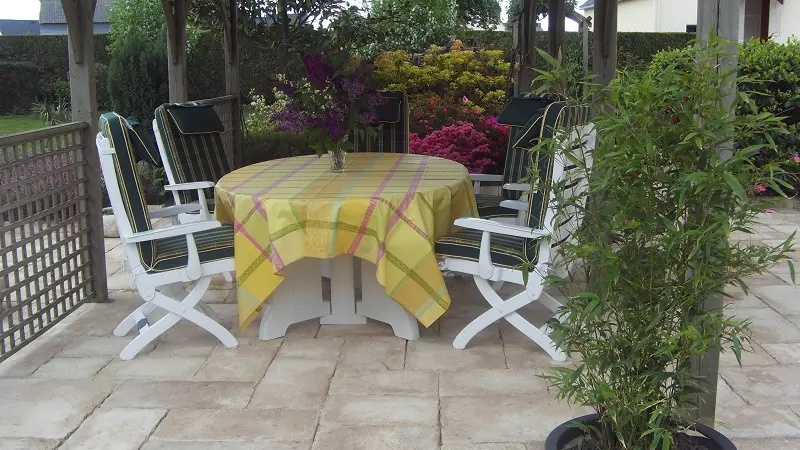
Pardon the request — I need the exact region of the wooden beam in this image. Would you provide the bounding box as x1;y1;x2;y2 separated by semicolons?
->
693;0;740;427
592;0;618;87
162;0;189;102
62;0;108;303
548;0;566;58
221;0;242;169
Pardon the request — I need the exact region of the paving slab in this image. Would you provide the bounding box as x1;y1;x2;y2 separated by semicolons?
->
96;356;207;380
720;341;778;367
751;284;800;315
194;338;280;381
0;438;60;450
733;438;800;450
337;336;406;370
276;336;343;361
142;442;309;450
60;407;166;450
715;405;800;438
152;409;317;443
310;424;439;450
406;338;506;370
761;343;800;365
439;369;549;397
0;379;114;439
317;322;395;338
730;308;800;344
0;337;70;378
59;336;147;358
31;356;110;379
442;444;528;450
329;369;438;396
503;342;576;371
320;395;438;426
441;395;590;444
105;380;255;409
248;357;336;410
721;365;800;406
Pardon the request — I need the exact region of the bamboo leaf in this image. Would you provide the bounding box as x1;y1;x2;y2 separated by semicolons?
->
723;171;746;201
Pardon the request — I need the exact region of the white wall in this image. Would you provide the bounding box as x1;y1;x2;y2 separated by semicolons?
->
770;0;800;43
584;0;655;32
583;0;696;32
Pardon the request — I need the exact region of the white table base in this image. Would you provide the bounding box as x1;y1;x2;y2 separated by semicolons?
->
258;255;420;341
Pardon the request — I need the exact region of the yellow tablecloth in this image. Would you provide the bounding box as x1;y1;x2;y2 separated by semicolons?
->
214;153;479;329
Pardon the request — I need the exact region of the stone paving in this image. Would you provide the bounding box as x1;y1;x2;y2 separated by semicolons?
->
0;209;799;449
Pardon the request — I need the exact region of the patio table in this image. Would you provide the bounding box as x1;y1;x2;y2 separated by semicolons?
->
214;153;478;339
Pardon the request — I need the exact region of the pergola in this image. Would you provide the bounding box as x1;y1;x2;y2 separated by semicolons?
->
1;0;738;424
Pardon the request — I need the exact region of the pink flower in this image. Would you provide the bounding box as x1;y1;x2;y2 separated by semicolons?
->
754;183;768;193
473;108;480;114
765;208;776;214
462;96;469;104
793;153;800;163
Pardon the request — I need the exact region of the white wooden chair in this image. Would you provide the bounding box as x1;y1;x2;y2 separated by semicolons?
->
435;102;595;361
97;112;238;360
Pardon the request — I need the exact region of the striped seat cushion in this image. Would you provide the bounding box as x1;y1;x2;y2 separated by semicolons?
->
155;102;231;205
435;228;541;269
351;91;409;154
475;194;517;219
149;224;234;272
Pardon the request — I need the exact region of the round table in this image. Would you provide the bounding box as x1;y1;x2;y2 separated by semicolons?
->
214;152;478;339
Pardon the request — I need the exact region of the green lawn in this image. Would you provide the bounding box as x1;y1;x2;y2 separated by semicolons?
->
0;115;48;136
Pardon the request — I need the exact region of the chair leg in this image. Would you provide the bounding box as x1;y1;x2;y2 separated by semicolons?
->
452;276;566;362
223;272;233;283
114;302;158;337
118;277;238;360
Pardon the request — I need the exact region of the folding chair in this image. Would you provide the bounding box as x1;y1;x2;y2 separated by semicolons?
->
153;101;231;223
470;94;557;224
97;112;238;360
350;90;410;154
435;102;595;361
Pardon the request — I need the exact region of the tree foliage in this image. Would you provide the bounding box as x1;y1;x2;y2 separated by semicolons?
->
456;0;501;29
370;0;457;53
506;0;577;25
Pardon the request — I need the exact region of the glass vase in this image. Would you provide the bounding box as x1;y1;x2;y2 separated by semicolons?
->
328;149;346;173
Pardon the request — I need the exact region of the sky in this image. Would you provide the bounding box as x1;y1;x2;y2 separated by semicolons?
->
0;0;578;31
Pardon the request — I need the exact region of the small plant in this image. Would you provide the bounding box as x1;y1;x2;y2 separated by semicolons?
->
543;37;796;449
31;99;71;126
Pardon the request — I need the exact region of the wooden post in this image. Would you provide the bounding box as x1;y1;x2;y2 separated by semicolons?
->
692;0;739;427
221;0;243;169
61;0;108;303
592;0;618;87
548;0;566;58
515;0;537;94
163;0;189;102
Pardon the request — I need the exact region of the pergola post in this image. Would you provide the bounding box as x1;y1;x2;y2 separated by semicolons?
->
163;0;189;102
221;0;243;168
692;0;740;427
61;0;108;302
515;0;537;94
547;0;566;58
592;0;618;87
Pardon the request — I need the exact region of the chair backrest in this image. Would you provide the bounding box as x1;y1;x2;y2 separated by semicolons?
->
496;95;555;200
514;102;593;267
97;112;157;269
350;91;410;154
154;102;231;204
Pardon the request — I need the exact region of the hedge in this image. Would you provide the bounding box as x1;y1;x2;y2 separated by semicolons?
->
0;61;41;114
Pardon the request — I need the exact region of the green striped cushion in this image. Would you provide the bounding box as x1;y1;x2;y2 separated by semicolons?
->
98;112;157;268
475;194;517;220
149;224;234;272
435;228;541;269
155;103;231;205
498;96;553;201
351;91;409;154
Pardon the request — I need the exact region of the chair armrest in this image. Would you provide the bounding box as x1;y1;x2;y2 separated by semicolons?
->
123;221;222;243
503;183;531;192
470;174;503;182
499;200;527;212
149;204;203;218
164;181;215;191
454;217;550;239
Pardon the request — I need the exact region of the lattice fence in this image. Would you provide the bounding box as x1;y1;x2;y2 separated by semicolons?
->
0;123;96;361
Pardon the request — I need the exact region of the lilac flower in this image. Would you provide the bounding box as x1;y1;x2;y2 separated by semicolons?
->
359;110;379;125
274;105;309;134
303;54;328;88
365;93;386;108
276;83;295;96
339;77;366;101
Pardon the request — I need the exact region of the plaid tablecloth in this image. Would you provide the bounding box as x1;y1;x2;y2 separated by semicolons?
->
214;153;478;329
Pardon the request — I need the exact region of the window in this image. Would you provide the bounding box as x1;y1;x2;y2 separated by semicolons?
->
686;25;697;33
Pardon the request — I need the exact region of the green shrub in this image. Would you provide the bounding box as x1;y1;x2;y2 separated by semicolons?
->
37;77;70;105
242;131;315;165
0;61;41;114
107;33;169;127
95;62;112;111
375;43;510;114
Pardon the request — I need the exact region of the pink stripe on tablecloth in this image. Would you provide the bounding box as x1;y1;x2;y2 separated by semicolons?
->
233;220;271;259
224;157;293;205
346;154;406;254
376;157;429;261
253;157;318;197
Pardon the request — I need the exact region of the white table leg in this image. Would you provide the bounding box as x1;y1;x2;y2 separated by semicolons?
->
259;258;329;340
320;255;367;324
357;260;420;341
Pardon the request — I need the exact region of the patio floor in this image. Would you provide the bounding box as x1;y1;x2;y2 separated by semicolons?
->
1;209;799;450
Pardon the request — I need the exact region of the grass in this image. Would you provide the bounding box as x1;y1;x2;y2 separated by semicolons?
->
0;115;48;136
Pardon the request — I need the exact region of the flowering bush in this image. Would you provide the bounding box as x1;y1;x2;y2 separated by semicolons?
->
410;118;508;174
274;53;384;155
245;88;289;135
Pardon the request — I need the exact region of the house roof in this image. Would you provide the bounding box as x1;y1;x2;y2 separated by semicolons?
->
0;20;40;35
39;0;112;25
578;0;595;9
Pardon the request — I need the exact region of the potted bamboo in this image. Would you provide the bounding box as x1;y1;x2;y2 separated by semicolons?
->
540;38;796;449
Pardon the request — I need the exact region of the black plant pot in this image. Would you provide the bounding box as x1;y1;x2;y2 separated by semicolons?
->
545;414;737;450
